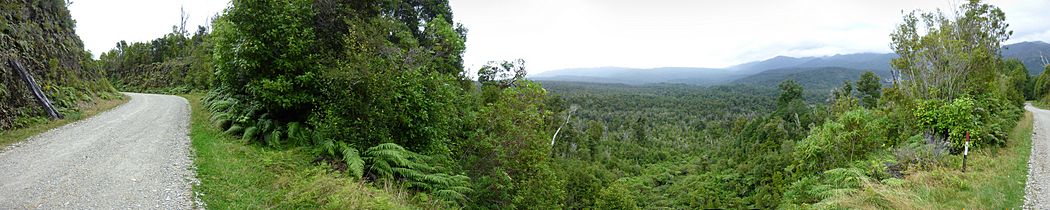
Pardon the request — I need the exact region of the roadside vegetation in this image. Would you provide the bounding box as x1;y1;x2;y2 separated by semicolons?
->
0;0;120;135
820;110;1033;208
183;94;423;209
1034;65;1050;108
0;93;126;148
96;0;1044;208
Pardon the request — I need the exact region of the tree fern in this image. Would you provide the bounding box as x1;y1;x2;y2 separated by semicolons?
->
286;122;308;146
341;145;365;179
360;143;473;205
365;143;416;180
265;130;283;148
310;141;473;205
242;126;259;141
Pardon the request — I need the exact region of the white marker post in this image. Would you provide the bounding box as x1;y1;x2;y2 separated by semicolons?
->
962;132;970;173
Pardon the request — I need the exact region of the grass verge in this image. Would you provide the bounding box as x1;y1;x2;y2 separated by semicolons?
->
0;94;129;148
826;110;1034;209
182;94;417;209
1034;100;1050;110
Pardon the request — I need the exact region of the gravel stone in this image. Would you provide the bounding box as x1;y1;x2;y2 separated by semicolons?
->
1025;103;1050;209
0;93;197;209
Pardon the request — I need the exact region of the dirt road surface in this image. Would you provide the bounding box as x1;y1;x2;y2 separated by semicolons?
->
0;93;196;209
1025;103;1050;209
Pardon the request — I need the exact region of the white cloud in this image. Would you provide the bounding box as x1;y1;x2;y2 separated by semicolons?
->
450;0;1050;73
68;0;229;57
65;0;1048;71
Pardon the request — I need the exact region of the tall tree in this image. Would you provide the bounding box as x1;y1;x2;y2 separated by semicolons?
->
776;80;803;108
855;71;881;108
889;0;1011;101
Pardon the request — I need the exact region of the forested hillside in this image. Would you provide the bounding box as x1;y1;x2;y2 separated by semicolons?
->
733;67;892;90
98;20;213;94
533;41;1050;87
1003;41;1050;75
95;0;1046;208
0;0;116;130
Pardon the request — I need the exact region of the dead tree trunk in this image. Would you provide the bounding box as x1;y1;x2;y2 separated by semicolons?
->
9;60;62;119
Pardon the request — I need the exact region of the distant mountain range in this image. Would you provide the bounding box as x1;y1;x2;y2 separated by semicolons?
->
1003;41;1050;75
532;41;1050;88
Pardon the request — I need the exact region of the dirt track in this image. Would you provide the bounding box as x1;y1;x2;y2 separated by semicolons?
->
1025;103;1050;209
0;93;196;209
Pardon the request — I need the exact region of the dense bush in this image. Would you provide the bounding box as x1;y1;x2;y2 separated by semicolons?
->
0;0;117;130
790;109;888;177
101;25;213;93
99;0;1036;208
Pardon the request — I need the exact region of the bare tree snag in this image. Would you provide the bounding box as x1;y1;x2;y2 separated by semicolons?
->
9;59;62;119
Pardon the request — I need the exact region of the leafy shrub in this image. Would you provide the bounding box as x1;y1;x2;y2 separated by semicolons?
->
913;94;1021;152
285;122;310;147
329;142;472;206
265;130;283;148
893;134;948;171
595;181;639;209
782;167;870;205
213;118;232;131
791;109;887;176
224;125;244;136
242;126;259;141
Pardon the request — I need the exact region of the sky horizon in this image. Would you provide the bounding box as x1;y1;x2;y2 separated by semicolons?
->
449;0;1050;73
68;0;1050;73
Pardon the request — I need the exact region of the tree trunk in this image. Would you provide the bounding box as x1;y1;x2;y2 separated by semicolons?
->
10;60;62;119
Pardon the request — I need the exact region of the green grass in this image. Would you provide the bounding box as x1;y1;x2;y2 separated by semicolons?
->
0;94;129;148
1034;99;1050;110
182;94;419;209
824;110;1034;209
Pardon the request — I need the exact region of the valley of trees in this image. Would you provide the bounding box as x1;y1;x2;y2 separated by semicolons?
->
90;0;1050;208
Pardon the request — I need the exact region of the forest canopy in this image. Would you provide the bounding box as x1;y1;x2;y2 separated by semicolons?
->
94;0;1037;208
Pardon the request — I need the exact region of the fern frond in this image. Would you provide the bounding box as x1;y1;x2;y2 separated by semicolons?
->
433;189;467;203
342;146;365;179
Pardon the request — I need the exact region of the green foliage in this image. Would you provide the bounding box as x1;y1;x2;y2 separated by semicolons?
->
478;59;527;89
831;80;859;115
791;109;887;177
783;167;870;205
225;125;244;136
462;79;563;208
1036;65;1050;99
166;0;1033;208
912;94;1019;151
1002;59;1029;103
913;97;974;146
893;134;948;171
856;71;882;108
890;0;1011;101
242;126;259;141
777;80;804;108
0;0;116;130
100;24;214;93
595;181;639;210
212;0;320;119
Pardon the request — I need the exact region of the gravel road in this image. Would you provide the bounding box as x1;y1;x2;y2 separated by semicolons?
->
0;93;196;209
1026;103;1050;209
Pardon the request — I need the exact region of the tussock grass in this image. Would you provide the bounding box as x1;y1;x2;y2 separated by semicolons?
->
182;94;418;209
0;94;128;148
825;111;1033;209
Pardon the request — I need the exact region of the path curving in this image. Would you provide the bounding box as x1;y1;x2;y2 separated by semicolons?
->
0;93;196;209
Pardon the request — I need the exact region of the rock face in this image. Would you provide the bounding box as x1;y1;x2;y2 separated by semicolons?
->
0;0;113;129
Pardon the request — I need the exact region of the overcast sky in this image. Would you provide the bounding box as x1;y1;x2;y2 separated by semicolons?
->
449;0;1050;73
69;0;1049;73
68;0;228;56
